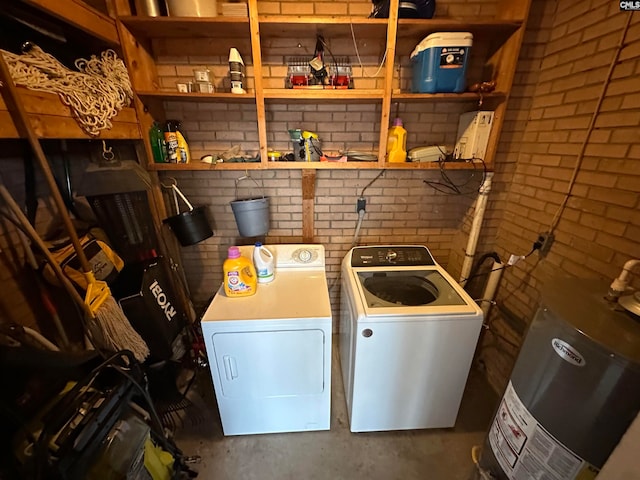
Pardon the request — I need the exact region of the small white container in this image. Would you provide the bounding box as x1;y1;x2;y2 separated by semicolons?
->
165;0;217;17
194;82;214;93
253;243;275;283
193;69;211;83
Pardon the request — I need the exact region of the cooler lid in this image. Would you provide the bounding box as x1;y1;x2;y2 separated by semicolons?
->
411;32;473;58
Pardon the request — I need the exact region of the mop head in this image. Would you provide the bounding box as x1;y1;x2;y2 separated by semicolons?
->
93;296;150;361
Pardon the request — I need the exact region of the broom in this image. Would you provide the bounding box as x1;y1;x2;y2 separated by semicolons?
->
0;55;149;361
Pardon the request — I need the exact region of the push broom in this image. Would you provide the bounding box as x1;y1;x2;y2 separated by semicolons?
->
0;54;149;361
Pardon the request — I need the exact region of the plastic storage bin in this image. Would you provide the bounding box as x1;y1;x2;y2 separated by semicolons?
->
410;32;473;93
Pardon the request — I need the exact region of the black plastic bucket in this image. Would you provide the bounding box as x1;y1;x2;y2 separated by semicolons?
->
163;205;213;246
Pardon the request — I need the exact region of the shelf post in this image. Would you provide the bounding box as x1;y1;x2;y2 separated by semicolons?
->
378;0;400;164
248;0;268;166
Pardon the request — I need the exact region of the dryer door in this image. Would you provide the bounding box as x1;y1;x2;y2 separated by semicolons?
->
212;329;325;398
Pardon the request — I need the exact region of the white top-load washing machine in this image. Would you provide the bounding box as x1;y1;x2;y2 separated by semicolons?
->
340;245;483;432
201;244;332;435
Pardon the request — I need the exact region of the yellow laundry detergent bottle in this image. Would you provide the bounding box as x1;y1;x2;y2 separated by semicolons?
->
223;246;257;297
386;117;407;163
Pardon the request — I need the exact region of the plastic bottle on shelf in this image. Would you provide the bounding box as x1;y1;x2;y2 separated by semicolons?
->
229;48;247;94
253;242;275;283
164;120;191;164
223;246;257;297
149;122;167;163
386;117;407;163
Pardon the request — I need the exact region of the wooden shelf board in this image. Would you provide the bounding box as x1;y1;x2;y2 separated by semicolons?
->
264;89;384;102
138;91;256;103
22;0;119;45
266;161;381;169
148;162;264;171
383;161;487;170
258;16;388;38
146;160;487;171
0;88;140;140
396;19;522;40
392;91;507;102
119;16;251;39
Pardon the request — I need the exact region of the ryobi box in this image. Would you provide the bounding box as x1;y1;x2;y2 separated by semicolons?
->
410;32;473;93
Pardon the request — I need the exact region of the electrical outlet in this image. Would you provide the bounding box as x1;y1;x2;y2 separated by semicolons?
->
538;232;554;257
356;197;366;213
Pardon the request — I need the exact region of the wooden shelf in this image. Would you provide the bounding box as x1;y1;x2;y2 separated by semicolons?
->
258;16;388;39
392;91;507;102
147;162;263;171
396;19;522;42
0;89;140;140
119;16;251;39
146;160;486;171
114;0;531;172
21;0;120;45
264;89;384;102
137;91;256;103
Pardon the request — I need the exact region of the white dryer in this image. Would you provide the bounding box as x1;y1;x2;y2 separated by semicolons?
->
201;244;332;435
340;245;483;432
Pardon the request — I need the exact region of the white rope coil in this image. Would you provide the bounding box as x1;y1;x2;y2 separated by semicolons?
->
1;44;133;137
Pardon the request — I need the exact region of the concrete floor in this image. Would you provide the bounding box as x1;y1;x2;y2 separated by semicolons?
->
174;339;498;480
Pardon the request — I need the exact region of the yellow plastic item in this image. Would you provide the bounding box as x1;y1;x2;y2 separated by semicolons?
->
223;246;257;297
83;271;111;314
386;118;407;163
144;436;174;480
175;130;191;163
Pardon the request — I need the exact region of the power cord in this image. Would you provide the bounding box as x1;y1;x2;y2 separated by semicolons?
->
328;170;386;292
349;22;387;78
459;238;542;284
423;157;486;196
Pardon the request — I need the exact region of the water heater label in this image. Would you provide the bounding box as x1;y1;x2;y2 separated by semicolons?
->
551;338;586;367
489;382;598;480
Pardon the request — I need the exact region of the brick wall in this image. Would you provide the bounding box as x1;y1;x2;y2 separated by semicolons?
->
161;168;479;321
477;1;640;392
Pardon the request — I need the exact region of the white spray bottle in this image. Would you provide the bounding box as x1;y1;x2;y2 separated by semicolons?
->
229;48;247;94
253;242;275;283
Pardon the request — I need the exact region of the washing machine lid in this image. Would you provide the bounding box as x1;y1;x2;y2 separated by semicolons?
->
351;266;481;316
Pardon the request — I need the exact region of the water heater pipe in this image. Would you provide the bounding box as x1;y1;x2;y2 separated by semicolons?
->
460;172;493;286
608;258;640;301
480;259;504;318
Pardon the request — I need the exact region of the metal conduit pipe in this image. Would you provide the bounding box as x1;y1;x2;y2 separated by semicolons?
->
480;259;504;318
459;172;493;286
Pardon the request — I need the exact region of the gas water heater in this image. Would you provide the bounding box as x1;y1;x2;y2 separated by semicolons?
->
477;278;640;479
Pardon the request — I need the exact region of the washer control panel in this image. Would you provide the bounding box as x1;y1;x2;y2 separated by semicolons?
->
351;246;435;267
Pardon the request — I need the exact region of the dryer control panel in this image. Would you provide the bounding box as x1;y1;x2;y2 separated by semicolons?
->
351;246;436;267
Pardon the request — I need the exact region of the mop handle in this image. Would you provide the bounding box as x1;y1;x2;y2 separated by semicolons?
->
0;185;89;316
0;54;92;274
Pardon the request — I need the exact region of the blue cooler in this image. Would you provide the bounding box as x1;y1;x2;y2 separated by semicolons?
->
410;32;473;93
